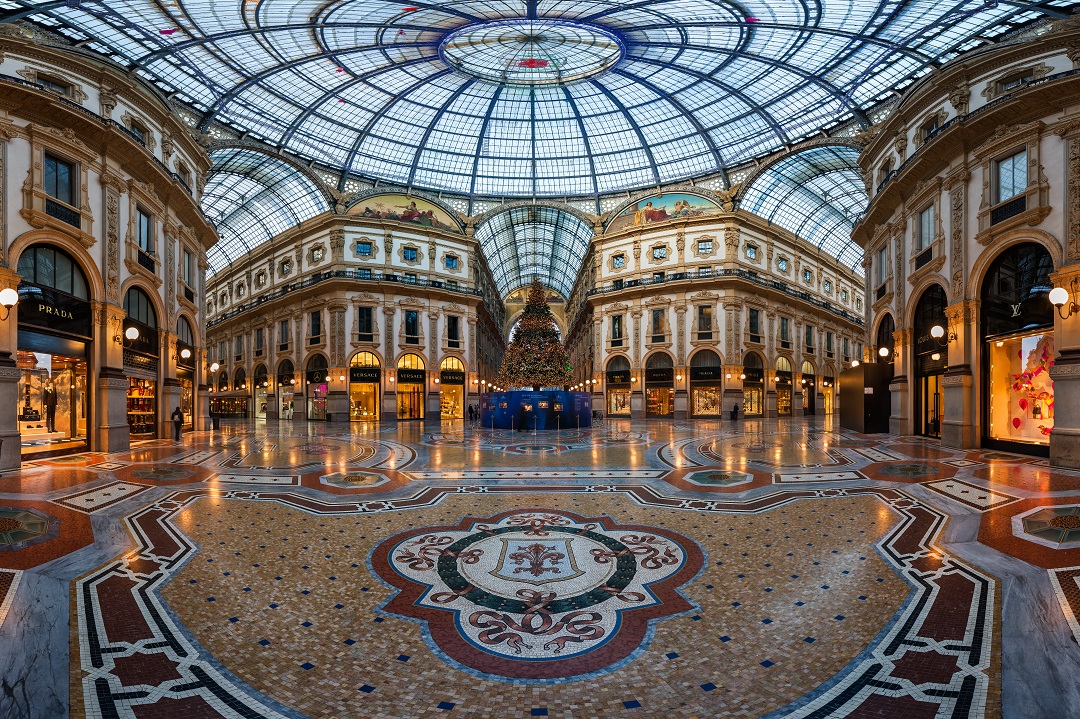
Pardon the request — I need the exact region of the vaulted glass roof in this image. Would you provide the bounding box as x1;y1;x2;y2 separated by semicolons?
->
740;145;867;271
474;206;593;299
6;0;1063;199
202;148;328;273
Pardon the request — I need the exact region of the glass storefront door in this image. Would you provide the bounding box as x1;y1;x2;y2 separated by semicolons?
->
17;350;88;454
988;331;1054;445
350;382;380;420
691;385;722;416
179;374;194;431
743;385;763;416
440;384;464;419
919;373;943;438
607;388;631;416
397;383;425;420
308;382;328;421
645;386;673;417
279;390;295;420
777;385;792;416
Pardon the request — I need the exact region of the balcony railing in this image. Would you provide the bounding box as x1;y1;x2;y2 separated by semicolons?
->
207;269;483;329
991;195;1026;225
587;267;864;327
45;198;80;227
137;249;156;273
914;247;933;270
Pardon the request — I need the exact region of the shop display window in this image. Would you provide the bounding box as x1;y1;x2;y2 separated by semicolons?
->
777;386;792;416
607;389;631;416
351;383;380;419
742;385;763;415
209;397;249;418
646;387;673;416
440;385;464;419
279;390;295;419
127;378;157;437
988;331;1054;445
18;351;87;454
691;386;722;416
308;382;328;421
180;376;194;430
397;383;425;420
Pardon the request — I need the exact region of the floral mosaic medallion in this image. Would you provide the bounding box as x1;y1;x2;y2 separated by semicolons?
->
372;509;704;681
320;472;386;488
131;465;196;481
876;463;938;478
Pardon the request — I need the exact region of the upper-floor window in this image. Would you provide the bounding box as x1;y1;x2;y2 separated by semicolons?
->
876;246;888;286
918;205;934;251
841;289;848;303
652;246;667;260
357;241;373;256
856;298;863;310
996;149;1027;203
447;315;461;347
255;270;267;288
777;257;789;273
745;244;758;260
611;314;624;341
310;310;322;340
805;324;815;349
234;336;243;359
404;310;419;342
404;272;417;284
311;246;325;263
697;239;712;254
920;117;939;145
843;337;851;360
826;331;834;353
43;153;75;206
279;319;289;348
357;267;372;280
803;269;812;284
236;283;245;299
177;316;195;345
403;247;418;262
177;165;192;190
652;271;665;283
182;248;194;286
651;309;666;341
129;121;148;146
998;71;1034;94
255;328;264;352
280;259;292;276
612;253;626;269
357;307;373;340
445;255;458;270
780;317;790;342
748;308;761;337
877;159;893;187
218;341;226;362
823;279;832;294
697;305;712;340
136;207;154;253
38;76;70;96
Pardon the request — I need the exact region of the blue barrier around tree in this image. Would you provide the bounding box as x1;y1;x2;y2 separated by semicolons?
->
480;391;592;430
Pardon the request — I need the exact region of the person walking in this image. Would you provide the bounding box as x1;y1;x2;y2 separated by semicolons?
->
730;403;739;422
171;406;184;441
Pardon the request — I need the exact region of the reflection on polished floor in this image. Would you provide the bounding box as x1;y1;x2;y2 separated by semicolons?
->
2;417;1079;719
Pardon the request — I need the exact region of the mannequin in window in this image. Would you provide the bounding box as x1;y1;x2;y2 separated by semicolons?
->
43;380;57;433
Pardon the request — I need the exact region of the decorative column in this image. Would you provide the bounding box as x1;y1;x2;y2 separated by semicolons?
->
890;327;912;435
327;301;349;422
630;309;643;420
383;306;398;422
160;331;182;439
1049;263;1080;466
0;267;20;469
426;309;441;425
195;347;210;431
941;299;978;448
674;303;687;420
96;301;130;452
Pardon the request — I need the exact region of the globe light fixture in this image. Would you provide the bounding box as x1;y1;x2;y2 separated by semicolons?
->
851;359;860;367
0;287;19;320
210;362;220;373
878;346;889;357
125;326;140;341
1050;285;1078;319
180;348;192;359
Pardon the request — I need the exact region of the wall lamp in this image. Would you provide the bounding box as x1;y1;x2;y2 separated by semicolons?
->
930;324;955;345
878;346;890;358
1050;285;1079;319
113;318;141;345
209;362;220;373
0;287;18;321
851;359;860;367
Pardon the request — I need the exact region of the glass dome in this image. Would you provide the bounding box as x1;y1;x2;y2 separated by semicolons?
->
12;0;1061;199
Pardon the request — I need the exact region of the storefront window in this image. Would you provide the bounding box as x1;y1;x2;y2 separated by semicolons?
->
607;388;631;416
306;355;329;421
440;356;465;419
278;360;295;419
18;351;87;454
742;386;763;415
988;331;1054;445
128;378;156;437
350;352;381;421
397;353;426;420
692;387;721;416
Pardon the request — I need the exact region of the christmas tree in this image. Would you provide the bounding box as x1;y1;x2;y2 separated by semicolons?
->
496;278;573;390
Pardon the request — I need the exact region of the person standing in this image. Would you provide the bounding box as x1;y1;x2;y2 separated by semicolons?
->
171;406;184;441
730;403;739;422
43;381;57;432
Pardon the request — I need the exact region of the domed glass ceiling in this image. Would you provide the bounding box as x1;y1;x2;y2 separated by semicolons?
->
7;0;1063;199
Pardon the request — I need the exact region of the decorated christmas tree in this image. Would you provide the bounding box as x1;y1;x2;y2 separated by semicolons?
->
496;278;573;390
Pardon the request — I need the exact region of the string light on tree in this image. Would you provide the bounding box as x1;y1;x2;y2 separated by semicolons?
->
495;278;573;391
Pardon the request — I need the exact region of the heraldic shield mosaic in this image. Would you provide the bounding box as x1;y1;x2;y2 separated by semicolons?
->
372;509;706;681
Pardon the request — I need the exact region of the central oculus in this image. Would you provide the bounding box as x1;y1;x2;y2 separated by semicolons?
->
439;20;624;86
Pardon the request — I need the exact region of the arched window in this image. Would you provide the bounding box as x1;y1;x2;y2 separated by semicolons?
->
177;316;195;345
981;242;1054;336
253;364;268;387
350;352;381;367
440;356;464;371
124;287;157;329
914;286;948;356
646;352;673;369
606;355;630;372
690;349;720;368
743;352;763;369
218;371;228;391
776;356;792;372
277;359;295;386
398;353;425;370
801;360;815;376
234;368;247;390
17;244;89;299
876;313;895;361
307;354;328;372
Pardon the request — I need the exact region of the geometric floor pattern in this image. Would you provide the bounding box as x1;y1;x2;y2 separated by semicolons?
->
3;417;1080;718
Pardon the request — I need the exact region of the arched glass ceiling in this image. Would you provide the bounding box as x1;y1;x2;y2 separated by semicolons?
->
8;1;1067;199
202;148;328;274
740;145;867;272
474;206;593;299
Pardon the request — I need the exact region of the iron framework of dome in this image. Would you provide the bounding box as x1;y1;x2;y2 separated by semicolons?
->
5;0;1070;200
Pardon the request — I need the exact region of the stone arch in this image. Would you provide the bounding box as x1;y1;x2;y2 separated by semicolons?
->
905;280;950;331
9;229;106;302
967;228;1063;303
120;278;167;330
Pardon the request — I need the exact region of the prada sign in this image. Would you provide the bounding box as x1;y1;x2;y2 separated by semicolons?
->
18;284;92;339
606;370;631;384
743;367;764;383
645;367;674;384
690;366;721;382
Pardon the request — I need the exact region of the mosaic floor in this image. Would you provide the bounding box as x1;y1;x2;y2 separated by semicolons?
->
1;417;1078;719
